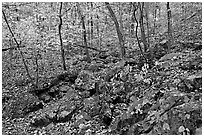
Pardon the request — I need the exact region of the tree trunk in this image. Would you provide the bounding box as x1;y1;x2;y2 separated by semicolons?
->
105;2;125;59
119;3;124;40
145;3;150;46
77;3;91;63
166;2;173;53
58;2;67;70
153;3;157;36
96;14;101;50
132;3;148;64
87;2;91;47
35;51;39;88
90;2;94;41
138;2;148;52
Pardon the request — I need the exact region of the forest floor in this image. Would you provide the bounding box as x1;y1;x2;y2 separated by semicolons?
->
2;44;202;135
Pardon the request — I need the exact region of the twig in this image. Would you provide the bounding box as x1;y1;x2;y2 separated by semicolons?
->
2;10;34;83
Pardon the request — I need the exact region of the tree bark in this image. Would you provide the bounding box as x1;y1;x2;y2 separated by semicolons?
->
96;14;101;50
77;3;91;63
35;51;39;88
138;2;148;52
153;3;157;36
166;2;173;53
132;3;148;64
119;3;124;40
145;3;150;46
90;2;94;41
58;2;67;70
105;2;125;59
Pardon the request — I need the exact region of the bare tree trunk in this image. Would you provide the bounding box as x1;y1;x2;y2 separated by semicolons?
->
132;3;148;64
138;2;148;52
58;2;67;70
90;2;94;41
35;51;39;88
96;14;101;50
144;2;152;59
2;10;33;83
145;3;150;46
153;3;157;36
105;2;125;59
87;2;91;46
119;3;124;40
104;15;108;46
167;2;173;53
77;3;91;63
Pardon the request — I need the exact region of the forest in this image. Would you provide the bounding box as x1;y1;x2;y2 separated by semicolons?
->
2;2;202;135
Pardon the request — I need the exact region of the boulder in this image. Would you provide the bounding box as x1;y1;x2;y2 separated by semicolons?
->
30;88;81;127
3;92;43;119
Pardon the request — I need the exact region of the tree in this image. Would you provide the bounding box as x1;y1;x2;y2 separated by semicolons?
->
138;2;148;52
166;2;173;53
58;2;67;70
90;2;94;45
119;3;124;39
105;2;125;59
145;3;150;45
76;3;91;63
152;3;160;36
132;3;148;63
96;11;102;50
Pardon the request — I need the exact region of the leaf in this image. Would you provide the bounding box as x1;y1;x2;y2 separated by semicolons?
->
195;127;202;135
178;126;185;132
163;122;170;130
79;123;85;129
184;96;190;103
143;78;151;84
161;113;168;121
134;74;143;81
185;114;190;119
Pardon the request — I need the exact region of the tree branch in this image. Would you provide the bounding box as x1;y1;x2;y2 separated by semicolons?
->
2;10;33;82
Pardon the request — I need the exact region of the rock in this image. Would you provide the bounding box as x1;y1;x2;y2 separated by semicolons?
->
98;53;108;59
83;97;100;117
59;85;71;93
30;89;81;127
102;115;112;127
193;43;202;51
39;93;52;103
159;52;184;62
75;70;96;90
30;113;51;127
177;71;202;93
57;110;74;123
85;63;104;72
3;92;43;119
